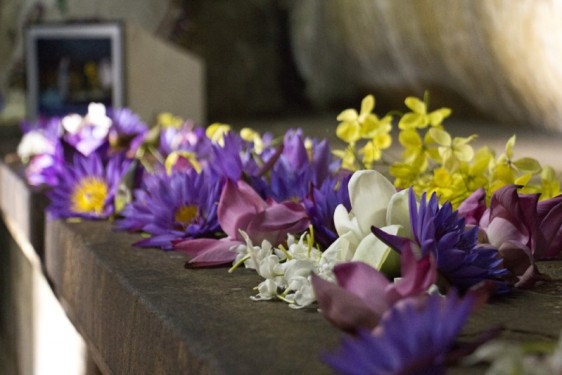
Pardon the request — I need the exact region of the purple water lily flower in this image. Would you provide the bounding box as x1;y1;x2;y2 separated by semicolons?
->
107;107;148;156
325;291;476;375
174;178;310;267
47;150;131;220
25;144;64;187
267;129;335;203
159;121;213;160
372;189;510;293
311;245;436;332
114;168;222;250
18;117;63;187
62;103;112;156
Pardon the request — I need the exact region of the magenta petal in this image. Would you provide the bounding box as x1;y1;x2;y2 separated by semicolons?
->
262;202;308;231
311;274;381;332
259;202;309;231
174;237;240;257
186;247;238;268
457;188;486;226
387;246;436;303
333;262;390;314
490;186;534;242
537;198;562;258
218;179;267;238
245;202;309;244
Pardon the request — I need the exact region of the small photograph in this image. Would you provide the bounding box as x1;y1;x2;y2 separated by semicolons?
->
26;23;124;120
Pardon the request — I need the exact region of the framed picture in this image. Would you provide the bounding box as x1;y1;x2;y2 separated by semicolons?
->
26;22;124;120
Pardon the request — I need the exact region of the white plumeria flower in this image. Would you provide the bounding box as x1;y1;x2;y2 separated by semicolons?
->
17;131;56;162
321;169;411;272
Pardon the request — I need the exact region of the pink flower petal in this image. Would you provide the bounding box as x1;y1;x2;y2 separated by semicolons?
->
218;179;267;238
174;238;240;267
333;262;390;314
486;217;528;249
386;246;436;303
311;274;381;332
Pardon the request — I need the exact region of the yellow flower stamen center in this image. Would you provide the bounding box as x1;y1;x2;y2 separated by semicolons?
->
175;205;199;226
71;177;108;215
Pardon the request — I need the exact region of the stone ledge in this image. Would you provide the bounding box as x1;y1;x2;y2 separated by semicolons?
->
44;219;340;374
2;157;562;374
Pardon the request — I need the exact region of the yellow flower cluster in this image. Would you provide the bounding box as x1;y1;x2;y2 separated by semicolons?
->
333;95;393;170
334;93;561;208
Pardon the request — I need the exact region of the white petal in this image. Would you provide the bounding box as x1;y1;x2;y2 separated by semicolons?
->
352;225;400;269
349;170;396;233
386;189;412;238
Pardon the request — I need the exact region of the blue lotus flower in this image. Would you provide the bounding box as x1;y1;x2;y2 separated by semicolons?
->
372;189;510;293
268;129;338;202
47;149;132;220
114;168;223;249
325;292;474;375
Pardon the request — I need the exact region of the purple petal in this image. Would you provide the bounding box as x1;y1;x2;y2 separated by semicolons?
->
371;225;411;254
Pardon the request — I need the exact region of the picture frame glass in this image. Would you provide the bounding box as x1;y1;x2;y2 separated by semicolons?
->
26;23;124;120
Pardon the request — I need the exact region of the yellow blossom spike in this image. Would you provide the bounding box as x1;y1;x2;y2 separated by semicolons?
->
405;97;426;114
206;123;231;146
336;121;361;144
157;112;184;128
240;127;265;154
513;157;542;174
359;95;375;121
165;151;202;174
428;108;452;126
336;108;359;123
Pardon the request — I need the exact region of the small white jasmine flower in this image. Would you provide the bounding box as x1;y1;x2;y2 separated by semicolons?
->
250;279;277;301
287;276;316;309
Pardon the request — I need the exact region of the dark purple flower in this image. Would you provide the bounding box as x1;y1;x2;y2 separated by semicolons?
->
478;185;562;287
114;168;222;250
47;150;131;220
325;292;475;375
372;189;509;293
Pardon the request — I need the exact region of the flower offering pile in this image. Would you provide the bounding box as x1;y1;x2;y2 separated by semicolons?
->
17;95;562;373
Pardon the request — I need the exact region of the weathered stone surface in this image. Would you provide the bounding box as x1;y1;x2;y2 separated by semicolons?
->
45;219;340;374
